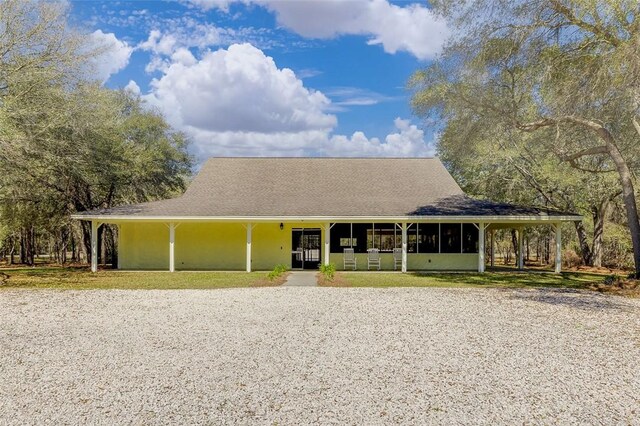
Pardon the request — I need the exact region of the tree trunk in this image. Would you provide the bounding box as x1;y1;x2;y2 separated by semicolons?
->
601;135;640;277
574;221;593;266
592;199;612;268
80;221;92;265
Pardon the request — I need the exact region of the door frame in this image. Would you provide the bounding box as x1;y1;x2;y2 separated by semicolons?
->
291;228;322;270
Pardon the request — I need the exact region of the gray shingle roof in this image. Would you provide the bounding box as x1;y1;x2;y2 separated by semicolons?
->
76;157;579;218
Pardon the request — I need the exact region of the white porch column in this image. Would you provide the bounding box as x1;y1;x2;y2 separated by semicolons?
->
490;228;495;267
517;227;525;270
90;221;99;273
246;224;252;273
478;222;485;273
169;223;176;272
555;223;562;274
401;223;407;273
324;222;330;266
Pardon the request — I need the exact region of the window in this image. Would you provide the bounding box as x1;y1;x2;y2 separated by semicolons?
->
440;223;462;253
462;223;479;253
418;224;439;253
367;223;396;252
351;223;370;253
330;223;351;253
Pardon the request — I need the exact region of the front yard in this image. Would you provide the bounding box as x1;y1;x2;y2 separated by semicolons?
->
0;267;278;289
321;271;639;297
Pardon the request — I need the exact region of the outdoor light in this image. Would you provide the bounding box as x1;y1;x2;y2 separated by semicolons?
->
279;222;284;231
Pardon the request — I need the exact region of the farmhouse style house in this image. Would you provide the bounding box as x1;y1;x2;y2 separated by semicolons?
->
73;158;581;273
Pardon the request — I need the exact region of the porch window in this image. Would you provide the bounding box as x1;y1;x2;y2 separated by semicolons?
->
418;223;439;253
462;223;479;253
440;223;462;253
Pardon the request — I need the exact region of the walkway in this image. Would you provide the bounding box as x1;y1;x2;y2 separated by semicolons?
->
282;271;317;287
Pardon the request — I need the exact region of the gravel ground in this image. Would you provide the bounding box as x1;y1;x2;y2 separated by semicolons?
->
1;287;639;425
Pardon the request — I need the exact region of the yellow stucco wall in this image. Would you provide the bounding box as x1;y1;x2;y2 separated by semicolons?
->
118;222;477;271
118;222;326;271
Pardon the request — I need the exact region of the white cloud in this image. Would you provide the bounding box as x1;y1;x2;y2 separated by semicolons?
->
186;0;449;60
144;43;336;134
124;80;141;95
184;118;434;158
89;30;133;82
322;118;434;157
140;42;433;158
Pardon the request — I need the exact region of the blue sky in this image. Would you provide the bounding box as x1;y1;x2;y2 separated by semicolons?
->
70;0;448;161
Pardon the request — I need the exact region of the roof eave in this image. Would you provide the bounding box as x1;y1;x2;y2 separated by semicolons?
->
70;214;583;223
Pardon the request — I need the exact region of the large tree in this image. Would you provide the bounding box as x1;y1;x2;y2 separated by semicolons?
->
411;0;640;276
0;0;192;265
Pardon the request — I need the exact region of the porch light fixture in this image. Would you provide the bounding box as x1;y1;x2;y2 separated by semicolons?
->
279;222;284;231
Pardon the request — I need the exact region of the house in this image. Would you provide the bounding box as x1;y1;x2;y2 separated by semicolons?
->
72;158;581;273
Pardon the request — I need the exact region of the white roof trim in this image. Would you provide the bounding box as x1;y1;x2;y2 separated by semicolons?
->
71;214;582;223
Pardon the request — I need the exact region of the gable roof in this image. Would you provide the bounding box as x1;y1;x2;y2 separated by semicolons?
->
74;157;580;220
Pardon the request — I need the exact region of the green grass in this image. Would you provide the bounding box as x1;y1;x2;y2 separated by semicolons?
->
0;267;275;290
333;271;606;290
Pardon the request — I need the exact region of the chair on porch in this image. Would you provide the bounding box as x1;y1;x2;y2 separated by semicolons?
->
392;248;402;271
367;248;381;271
343;248;357;270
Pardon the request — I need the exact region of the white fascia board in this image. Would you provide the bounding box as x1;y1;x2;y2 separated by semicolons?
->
70;214;583;223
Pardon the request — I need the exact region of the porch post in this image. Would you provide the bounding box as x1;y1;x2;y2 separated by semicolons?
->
517;227;524;270
169;223;176;273
246;223;252;272
490;228;495;267
478;222;485;273
324;222;330;266
90;221;98;273
555;223;562;274
401;223;407;273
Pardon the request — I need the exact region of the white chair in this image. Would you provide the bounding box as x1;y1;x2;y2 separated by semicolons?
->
343;248;357;270
367;248;381;270
393;248;402;271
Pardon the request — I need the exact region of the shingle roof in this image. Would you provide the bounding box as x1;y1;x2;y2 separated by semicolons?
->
76;157;579;218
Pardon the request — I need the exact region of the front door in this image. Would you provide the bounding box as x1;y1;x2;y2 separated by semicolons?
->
291;228;321;269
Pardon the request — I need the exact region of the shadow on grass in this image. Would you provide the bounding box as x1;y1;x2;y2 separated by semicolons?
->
406;271;602;289
506;287;636;311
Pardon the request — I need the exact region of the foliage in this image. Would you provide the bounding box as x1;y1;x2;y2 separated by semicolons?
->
0;1;193;265
268;264;288;281
411;0;640;275
319;263;336;281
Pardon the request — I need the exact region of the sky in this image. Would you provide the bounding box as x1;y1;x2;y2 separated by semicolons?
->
70;0;449;162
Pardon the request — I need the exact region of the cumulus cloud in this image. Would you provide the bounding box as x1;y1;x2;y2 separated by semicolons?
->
184;118;434;158
124;80;141;95
143;43;336;134
89;30;133;82
140;42;433;159
186;0;449;60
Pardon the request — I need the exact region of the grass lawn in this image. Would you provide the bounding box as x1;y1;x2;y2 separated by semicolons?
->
327;271;611;291
0;267;282;290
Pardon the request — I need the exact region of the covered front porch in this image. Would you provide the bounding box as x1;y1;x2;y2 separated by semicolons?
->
84;217;571;274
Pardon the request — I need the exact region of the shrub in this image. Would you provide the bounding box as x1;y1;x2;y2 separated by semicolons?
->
268;264;288;281
603;274;623;286
319;263;336;281
562;249;582;268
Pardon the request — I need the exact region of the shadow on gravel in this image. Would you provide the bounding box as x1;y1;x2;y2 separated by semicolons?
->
508;288;635;311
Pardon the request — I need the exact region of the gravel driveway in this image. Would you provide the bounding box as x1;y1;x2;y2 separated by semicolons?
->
1;287;639;425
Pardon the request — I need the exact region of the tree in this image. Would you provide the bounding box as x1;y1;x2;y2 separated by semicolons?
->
411;0;640;276
0;0;192;265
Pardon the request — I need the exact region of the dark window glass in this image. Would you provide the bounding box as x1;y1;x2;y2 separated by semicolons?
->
351;223;370;253
441;223;462;253
330;223;351;253
418;224;439;253
462;223;479;253
366;223;396;252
